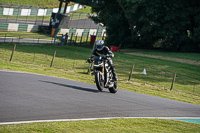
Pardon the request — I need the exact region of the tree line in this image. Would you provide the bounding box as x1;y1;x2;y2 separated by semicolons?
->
85;0;200;52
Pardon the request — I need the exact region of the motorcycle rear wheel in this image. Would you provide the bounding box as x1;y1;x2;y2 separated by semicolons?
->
108;81;118;93
95;71;104;91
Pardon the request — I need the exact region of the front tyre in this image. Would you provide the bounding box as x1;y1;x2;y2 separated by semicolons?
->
108;81;118;93
95;71;104;91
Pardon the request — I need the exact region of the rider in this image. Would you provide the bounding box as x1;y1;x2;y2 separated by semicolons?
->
87;39;118;81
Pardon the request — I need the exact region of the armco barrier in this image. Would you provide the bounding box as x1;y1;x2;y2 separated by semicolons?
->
0;23;106;37
69;29;76;35
18;24;28;31
0;8;3;14
0;4;83;16
27;25;39;32
8;23;19;31
0;23;8;30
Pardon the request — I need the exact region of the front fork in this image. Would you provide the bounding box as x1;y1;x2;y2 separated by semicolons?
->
92;62;105;83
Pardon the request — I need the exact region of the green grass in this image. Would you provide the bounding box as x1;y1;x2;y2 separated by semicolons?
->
1;118;200;132
0;15;51;20
122;49;200;62
0;43;200;105
69;6;92;19
73;6;92;14
0;32;53;39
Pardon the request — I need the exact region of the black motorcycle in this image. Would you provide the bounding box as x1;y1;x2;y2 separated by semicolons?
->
87;53;118;93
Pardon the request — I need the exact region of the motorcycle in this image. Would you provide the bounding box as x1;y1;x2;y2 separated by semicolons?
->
87;53;118;93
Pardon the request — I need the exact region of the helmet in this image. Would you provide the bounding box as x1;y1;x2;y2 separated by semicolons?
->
96;39;104;51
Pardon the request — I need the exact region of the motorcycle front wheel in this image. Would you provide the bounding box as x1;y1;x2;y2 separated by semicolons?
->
108;81;118;93
95;71;104;91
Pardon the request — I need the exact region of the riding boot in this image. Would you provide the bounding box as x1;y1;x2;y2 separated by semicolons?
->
112;69;118;81
113;72;118;81
108;58;118;81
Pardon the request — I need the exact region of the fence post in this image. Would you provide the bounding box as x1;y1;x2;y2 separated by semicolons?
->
70;33;73;45
10;44;16;61
75;33;78;44
42;7;45;25
128;64;135;81
86;32;89;44
87;63;91;73
35;6;39;25
50;50;56;67
87;62;93;73
170;73;176;91
4;34;7;43
80;32;83;44
18;36;20;43
51;37;53;44
16;4;20;23
6;3;11;23
33;52;35;63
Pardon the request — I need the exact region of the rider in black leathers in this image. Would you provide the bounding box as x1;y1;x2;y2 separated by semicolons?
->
87;39;118;81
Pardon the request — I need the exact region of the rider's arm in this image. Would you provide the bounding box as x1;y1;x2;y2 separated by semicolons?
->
105;46;114;58
91;49;98;59
88;49;98;62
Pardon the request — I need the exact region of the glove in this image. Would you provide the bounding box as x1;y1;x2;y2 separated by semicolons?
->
87;58;92;63
107;54;114;58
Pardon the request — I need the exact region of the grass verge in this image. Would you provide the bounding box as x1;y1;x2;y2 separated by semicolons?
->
0;118;200;132
0;32;53;39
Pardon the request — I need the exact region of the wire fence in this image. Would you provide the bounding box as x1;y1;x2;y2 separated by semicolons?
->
0;33;56;44
0;32;106;45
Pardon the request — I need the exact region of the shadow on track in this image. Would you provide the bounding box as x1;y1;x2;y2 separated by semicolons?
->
39;80;108;93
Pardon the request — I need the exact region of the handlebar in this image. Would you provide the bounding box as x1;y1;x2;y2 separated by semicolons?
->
86;54;111;63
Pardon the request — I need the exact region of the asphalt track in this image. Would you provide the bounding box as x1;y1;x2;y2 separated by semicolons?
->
0;70;200;124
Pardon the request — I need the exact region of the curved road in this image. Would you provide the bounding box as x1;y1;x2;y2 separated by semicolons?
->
0;70;200;123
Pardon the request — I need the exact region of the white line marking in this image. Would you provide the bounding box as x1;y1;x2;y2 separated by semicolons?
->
1;117;200;125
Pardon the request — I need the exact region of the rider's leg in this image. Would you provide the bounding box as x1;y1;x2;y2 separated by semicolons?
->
108;58;118;81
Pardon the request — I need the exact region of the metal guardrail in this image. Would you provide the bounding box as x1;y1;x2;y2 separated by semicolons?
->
0;3;83;16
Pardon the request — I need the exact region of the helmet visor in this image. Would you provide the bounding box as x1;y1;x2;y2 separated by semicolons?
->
97;45;104;49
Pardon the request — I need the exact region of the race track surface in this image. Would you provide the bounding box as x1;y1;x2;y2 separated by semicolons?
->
0;70;200;123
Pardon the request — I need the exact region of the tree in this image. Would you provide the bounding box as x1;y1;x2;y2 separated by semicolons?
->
89;0;200;52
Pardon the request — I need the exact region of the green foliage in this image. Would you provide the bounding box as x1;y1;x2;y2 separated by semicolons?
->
89;0;200;52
